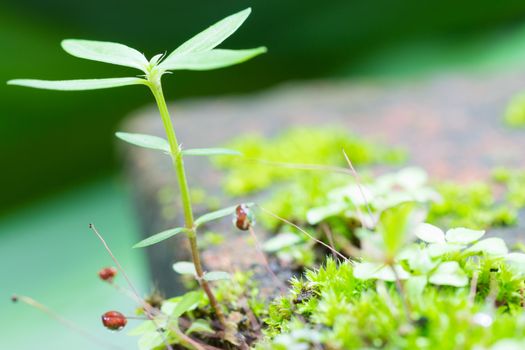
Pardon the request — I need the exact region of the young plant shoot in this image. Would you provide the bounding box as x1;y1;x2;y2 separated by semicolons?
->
8;7;266;331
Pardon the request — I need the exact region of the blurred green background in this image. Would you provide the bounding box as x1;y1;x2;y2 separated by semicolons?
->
3;1;525;349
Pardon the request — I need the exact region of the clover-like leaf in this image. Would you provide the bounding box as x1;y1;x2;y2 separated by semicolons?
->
427;242;466;257
7;77;146;91
466;237;508;256
61;39;149;71
133;227;186;248
203;271;231;281
167;8;252;57
182;148;242;156
172;261;196;275
116;132;171;154
505;253;525;274
445;228;485;244
429;261;468;287
414;223;445;243
159;48;266;71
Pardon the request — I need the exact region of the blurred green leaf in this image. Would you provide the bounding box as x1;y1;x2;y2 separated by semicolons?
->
203;271;231;281
185;319;214;335
263;232;302;252
445;227;485;244
377;202;417;258
466;237;508;256
429;261;468;287
414;223;445;243
172;261;196;275
171;291;202;319
116;132;170;153
7;77;146;91
354;262;410;281
61;39;149;71
159;48;266;71
133;227;186;248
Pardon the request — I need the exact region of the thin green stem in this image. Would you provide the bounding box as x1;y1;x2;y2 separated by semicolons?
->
148;78;227;329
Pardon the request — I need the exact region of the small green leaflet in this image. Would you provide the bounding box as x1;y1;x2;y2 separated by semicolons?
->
185;319;214;335
166;8;251;57
428;261;468;287
133;227;186;248
445;228;485;244
61;39;149;71
263;233;302;252
203;271;231;281
7;77;146;91
173;261;196;275
159;48;266;71
171;291;202;319
182;148;242;156
194;204;254;227
115;132;171;154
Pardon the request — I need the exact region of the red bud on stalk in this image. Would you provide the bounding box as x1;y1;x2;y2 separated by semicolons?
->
98;267;117;282
101;311;127;331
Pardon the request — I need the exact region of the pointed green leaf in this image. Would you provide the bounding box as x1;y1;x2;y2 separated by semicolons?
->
203;271;231;281
159;48;266;71
172;261;196;275
182;148;242;156
195;204;243;227
61;39;149;71
263;232;302;252
115;132;170;154
133;227;186;248
7;77;146;91
445;227;485;244
170;8;251;57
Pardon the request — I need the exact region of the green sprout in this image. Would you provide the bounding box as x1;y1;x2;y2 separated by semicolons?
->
8;7;266;332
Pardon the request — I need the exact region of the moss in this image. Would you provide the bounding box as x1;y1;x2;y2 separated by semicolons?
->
261;258;525;350
504;93;525;128
215;127;405;196
428;181;518;229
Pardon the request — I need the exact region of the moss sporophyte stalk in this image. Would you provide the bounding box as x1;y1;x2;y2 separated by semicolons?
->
8;7;265;335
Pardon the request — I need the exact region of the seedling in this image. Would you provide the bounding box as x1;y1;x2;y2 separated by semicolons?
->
8;7;266;333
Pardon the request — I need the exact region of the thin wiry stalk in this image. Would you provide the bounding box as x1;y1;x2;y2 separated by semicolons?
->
257;205;350;263
12;295;125;350
248;226;287;293
88;224;174;350
342;149;376;227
